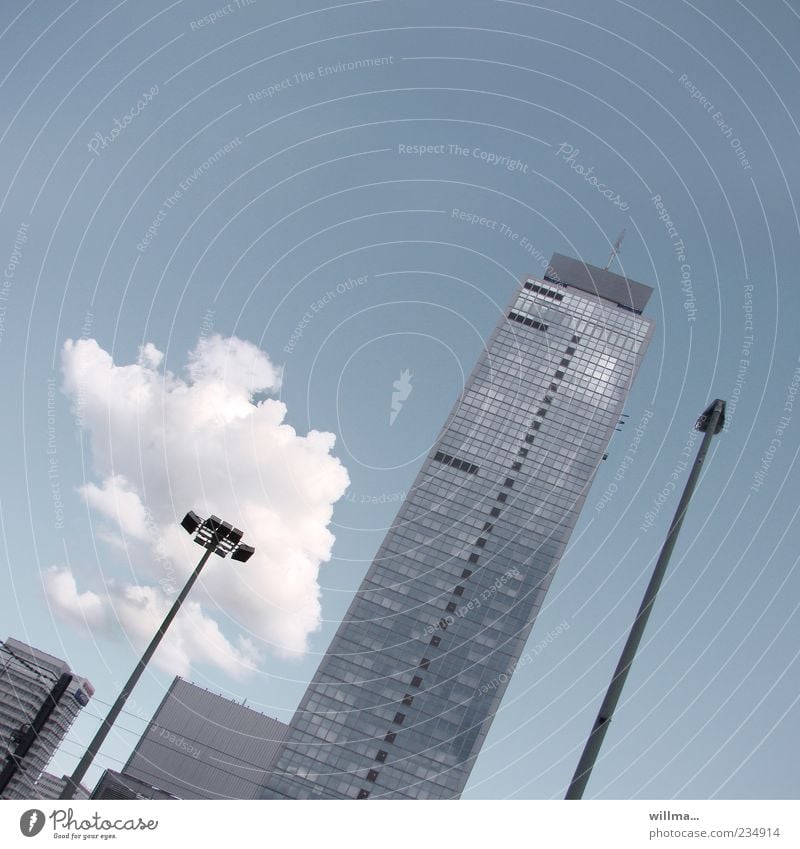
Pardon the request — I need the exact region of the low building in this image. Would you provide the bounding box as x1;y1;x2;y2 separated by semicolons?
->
91;769;177;800
122;677;289;799
32;771;89;800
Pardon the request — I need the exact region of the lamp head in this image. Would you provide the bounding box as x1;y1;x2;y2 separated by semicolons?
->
231;544;255;563
181;511;202;535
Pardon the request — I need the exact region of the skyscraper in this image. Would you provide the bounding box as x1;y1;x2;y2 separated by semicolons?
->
0;638;93;800
261;254;655;800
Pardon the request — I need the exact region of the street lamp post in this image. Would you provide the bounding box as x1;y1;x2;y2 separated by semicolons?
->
60;511;254;800
566;399;726;800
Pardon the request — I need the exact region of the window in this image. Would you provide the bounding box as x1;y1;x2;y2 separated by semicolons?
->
490;507;501;516
511;462;521;471
411;676;422;688
517;448;528;458
560;358;570;367
476;537;487;547
438;618;449;630
434;452;479;475
376;750;388;763
461;569;473;579
430;636;441;647
483;521;494;531
544;396;553;404
549;383;558;392
504;478;514;488
566;346;576;355
446;601;457;613
367;770;379;783
572;334;580;343
357;789;370;799
532;421;541;430
402;694;414;706
525;434;534;443
536;408;547;417
554;371;565;380
497;493;507;502
453;585;465;596
468;553;479;563
419;658;430;670
393;712;405;725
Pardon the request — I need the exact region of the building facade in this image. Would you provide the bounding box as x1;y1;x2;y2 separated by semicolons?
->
0;638;93;800
91;769;178;800
31;771;89;800
122;677;288;799
261;254;655;800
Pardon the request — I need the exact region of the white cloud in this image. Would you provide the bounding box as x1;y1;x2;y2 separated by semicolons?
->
49;335;349;677
43;567;110;633
79;475;150;541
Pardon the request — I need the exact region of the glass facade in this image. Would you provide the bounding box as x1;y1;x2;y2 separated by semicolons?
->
261;257;655;800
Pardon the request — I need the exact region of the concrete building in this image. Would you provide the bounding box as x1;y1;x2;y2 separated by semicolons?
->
122;677;289;799
0;638;93;800
91;769;177;800
260;253;655;799
31;771;89;800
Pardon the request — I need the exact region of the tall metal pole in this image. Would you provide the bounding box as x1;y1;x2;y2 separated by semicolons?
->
60;546;214;799
566;399;725;799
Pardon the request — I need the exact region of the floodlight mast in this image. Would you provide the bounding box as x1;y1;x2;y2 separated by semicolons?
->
60;511;254;799
566;400;725;800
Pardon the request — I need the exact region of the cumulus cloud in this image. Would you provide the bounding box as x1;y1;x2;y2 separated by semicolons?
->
49;334;349;678
43;566;110;632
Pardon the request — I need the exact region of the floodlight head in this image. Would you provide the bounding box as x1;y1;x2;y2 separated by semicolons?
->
205;515;223;533
231;544;255;563
228;527;244;546
695;399;726;434
181;511;202;535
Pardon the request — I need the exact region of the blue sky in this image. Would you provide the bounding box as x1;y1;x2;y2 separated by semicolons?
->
0;0;798;799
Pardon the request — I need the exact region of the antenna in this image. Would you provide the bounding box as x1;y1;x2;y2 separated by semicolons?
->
604;228;626;271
